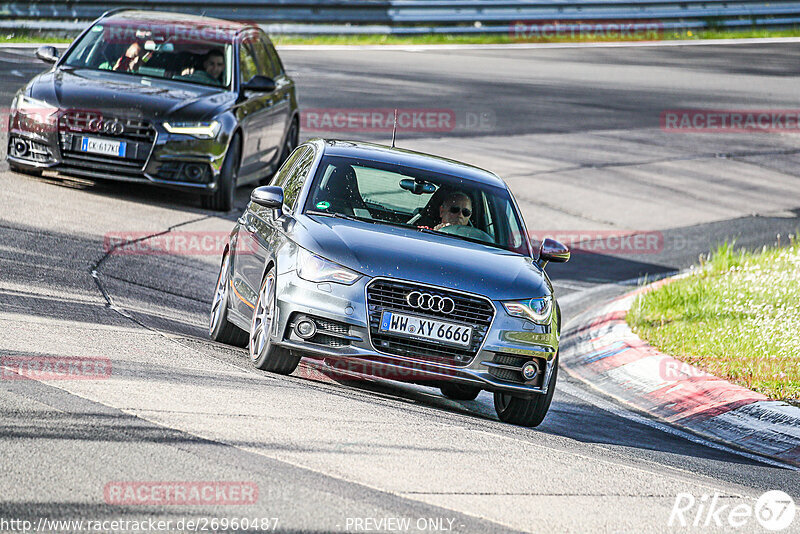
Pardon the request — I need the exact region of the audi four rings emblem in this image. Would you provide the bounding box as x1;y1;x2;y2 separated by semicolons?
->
86;118;124;135
406;291;456;314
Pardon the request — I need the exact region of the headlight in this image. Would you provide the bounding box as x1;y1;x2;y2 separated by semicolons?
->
297;248;361;285
12;95;58;122
162;120;220;139
503;296;553;324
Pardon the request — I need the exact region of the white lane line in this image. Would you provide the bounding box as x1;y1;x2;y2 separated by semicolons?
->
275;37;800;51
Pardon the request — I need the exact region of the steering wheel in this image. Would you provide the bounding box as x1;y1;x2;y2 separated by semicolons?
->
437;224;493;243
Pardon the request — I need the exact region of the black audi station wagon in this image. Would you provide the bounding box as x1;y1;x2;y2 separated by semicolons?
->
6;10;299;211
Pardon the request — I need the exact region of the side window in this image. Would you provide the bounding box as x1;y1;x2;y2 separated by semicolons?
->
238;40;258;83
265;43;284;77
269;146;307;187
283;150;315;210
253;40;276;79
503;200;525;251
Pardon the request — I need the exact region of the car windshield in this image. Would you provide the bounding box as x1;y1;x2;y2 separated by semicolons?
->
62;21;234;89
304;155;531;255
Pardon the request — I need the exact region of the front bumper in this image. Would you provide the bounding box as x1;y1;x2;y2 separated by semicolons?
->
271;270;559;398
6;111;226;194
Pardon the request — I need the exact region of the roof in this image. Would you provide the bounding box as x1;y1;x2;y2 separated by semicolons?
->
317;139;507;189
103;10;251;34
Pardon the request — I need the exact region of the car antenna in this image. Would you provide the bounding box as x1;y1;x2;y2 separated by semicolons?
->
391;108;398;148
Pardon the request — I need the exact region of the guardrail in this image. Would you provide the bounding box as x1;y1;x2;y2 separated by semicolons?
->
2;0;800;34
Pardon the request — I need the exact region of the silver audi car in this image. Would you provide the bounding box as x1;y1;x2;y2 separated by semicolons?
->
210;139;570;426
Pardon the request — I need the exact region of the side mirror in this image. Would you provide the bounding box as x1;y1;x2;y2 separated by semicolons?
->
538;238;570;268
242;75;276;93
251;185;283;211
35;45;59;64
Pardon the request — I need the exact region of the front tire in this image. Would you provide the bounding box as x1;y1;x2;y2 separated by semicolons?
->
249;268;300;374
209;252;248;347
439;382;481;401
202;135;240;212
493;357;558;427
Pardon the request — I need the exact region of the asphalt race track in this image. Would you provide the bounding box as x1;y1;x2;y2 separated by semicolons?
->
1;42;799;533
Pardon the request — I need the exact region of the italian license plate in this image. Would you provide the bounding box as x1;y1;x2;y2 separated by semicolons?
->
80;136;126;157
379;311;472;348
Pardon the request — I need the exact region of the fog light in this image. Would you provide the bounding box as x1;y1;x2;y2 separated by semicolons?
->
295;318;317;339
12;138;29;158
185;164;204;181
521;361;539;381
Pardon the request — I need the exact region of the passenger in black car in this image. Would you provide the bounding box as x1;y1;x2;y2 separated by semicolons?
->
181;49;226;86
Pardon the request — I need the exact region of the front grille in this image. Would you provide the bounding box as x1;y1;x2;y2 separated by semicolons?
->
366;279;494;366
58;112;156;176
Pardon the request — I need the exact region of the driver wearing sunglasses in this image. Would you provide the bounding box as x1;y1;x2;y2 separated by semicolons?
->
434;191;473;231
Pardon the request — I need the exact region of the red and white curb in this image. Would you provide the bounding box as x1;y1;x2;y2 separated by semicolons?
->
560;287;800;468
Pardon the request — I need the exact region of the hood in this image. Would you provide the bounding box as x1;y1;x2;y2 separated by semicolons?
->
28;67;235;120
295;215;550;301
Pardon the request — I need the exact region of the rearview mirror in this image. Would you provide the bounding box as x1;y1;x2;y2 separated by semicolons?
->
35;45;59;64
242;75;276;93
399;178;436;195
251;186;283;210
538;238;570;268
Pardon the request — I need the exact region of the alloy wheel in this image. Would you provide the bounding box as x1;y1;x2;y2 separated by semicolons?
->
250;273;275;361
209;254;230;335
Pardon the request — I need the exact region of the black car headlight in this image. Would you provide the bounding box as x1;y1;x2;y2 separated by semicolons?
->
162;120;220;139
12;95;58;124
297;248;361;285
502;296;553;324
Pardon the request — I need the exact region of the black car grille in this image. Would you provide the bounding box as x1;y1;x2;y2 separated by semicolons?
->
366;279;494;366
58;112;156;176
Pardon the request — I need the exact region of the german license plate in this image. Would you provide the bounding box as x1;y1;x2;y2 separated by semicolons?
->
379;311;472;348
80;136;126;157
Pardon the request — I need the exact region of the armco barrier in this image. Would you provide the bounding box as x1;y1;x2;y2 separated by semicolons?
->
3;0;800;34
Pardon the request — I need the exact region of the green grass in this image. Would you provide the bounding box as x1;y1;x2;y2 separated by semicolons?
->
6;27;800;46
627;238;800;402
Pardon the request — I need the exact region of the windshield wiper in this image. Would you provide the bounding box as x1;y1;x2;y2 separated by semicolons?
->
417;227;512;253
305;210;376;223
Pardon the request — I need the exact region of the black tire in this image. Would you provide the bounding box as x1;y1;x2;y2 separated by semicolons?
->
493;357;559;427
202;134;240;212
439;382;481;401
209;252;248;347
9;162;42;177
249;268;300;374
